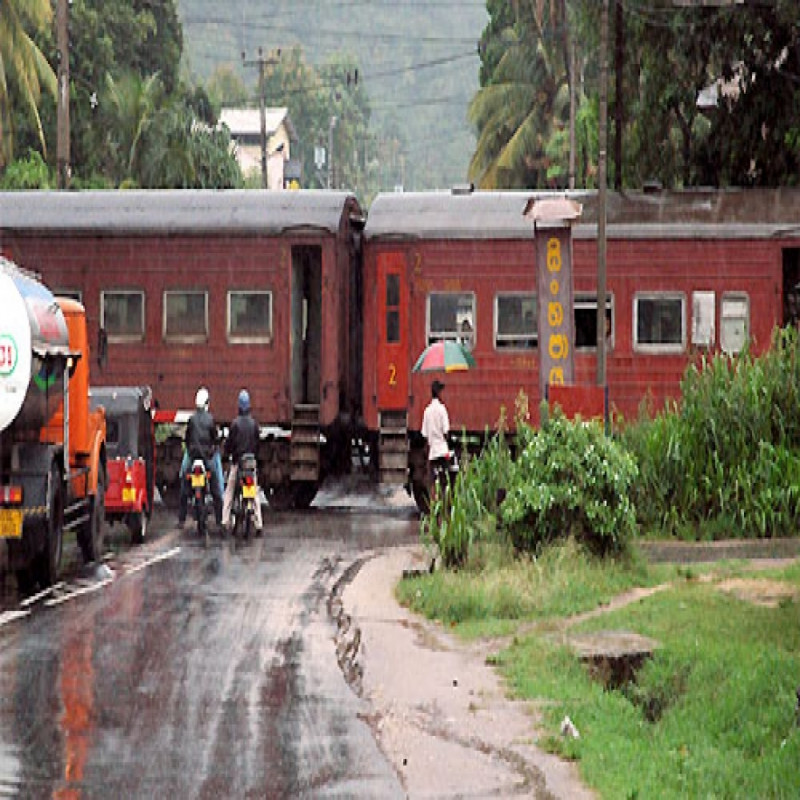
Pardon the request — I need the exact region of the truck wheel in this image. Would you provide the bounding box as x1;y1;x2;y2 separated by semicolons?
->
35;463;64;589
79;466;106;563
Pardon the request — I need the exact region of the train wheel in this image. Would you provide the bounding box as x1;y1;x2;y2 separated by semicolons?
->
268;482;295;511
292;482;318;510
35;463;65;588
79;466;106;563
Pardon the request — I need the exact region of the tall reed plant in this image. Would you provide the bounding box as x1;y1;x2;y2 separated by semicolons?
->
624;326;800;538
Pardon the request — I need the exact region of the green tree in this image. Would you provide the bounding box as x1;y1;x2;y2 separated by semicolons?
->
469;0;572;189
0;0;56;167
207;65;248;109
101;71;164;184
138;102;242;189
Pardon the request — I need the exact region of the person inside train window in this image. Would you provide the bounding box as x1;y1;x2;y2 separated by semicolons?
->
458;317;474;350
222;389;263;534
421;379;451;497
178;387;224;528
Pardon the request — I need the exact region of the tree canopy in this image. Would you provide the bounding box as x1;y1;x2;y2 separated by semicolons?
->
473;0;800;190
0;0;56;167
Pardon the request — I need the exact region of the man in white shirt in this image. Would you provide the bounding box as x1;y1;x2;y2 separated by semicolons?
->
421;379;451;495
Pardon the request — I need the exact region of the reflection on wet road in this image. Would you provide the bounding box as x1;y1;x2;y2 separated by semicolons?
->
0;502;418;798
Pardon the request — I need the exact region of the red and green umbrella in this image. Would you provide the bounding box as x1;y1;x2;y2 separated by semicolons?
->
412;339;476;373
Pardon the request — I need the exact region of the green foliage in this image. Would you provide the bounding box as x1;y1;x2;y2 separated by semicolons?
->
501;410;638;555
396;537;654;630
422;414;516;568
625;327;800;538
497;578;800;798
0;149;53;189
0;0;57;166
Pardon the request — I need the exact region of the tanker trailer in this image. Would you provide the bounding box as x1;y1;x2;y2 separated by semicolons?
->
0;257;106;591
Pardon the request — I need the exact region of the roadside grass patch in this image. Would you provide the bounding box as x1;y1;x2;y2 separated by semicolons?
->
396;539;659;638
495;579;800;798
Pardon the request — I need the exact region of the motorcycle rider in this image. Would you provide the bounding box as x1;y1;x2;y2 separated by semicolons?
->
178;387;224;528
222;389;263;533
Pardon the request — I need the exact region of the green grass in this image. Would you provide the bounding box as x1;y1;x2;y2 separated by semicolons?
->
396;539;661;636
396;542;800;798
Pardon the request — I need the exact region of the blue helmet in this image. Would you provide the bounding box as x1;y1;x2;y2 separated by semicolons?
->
238;389;250;413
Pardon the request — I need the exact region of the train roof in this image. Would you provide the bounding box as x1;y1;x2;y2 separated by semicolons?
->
0;190;362;236
364;187;800;240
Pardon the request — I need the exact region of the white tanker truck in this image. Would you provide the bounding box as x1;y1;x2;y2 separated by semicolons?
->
0;257;107;592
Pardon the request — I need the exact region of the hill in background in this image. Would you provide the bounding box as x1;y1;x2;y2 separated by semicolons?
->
176;0;488;191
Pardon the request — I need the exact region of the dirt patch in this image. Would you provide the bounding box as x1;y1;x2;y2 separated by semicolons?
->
339;545;595;799
716;577;798;607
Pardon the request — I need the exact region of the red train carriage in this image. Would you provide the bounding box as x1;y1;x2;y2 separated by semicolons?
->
362;187;800;506
0;190;364;509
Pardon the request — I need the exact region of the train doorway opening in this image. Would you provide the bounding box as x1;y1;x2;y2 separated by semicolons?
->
783;249;800;328
291;246;322;405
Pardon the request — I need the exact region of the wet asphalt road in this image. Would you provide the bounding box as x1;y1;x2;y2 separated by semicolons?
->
0;496;419;799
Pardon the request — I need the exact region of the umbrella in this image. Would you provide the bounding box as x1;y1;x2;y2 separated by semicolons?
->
412;339;476;373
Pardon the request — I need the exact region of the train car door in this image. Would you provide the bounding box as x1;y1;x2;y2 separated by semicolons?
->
376;252;408;409
291;245;322;405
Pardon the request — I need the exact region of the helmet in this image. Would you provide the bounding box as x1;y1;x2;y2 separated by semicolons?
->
238;389;250;413
195;387;210;410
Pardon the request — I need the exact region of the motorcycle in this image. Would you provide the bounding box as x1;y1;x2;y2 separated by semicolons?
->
230;453;258;546
187;458;213;547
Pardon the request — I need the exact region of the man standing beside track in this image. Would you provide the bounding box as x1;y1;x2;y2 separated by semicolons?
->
421;379;450;497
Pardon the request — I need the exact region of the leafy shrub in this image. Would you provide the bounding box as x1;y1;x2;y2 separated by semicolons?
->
501;409;638;555
623;326;800;538
422;417;515;568
0;149;52;189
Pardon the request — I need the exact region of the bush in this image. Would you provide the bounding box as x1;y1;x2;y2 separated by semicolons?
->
623;326;800;538
0;149;52;189
500;409;638;555
422;418;515;568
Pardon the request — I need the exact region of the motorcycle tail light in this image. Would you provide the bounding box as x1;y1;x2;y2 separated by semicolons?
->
1;485;23;505
244;475;255;486
193;465;204;476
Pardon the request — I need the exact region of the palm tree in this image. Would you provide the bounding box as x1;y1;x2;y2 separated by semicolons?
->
102;71;163;184
468;0;571;189
0;0;57;167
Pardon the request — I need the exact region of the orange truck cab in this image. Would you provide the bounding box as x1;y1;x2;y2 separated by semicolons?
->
0;258;106;592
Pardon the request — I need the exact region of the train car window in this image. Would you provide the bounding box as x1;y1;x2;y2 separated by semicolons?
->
720;293;749;355
633;293;685;352
495;294;537;349
428;292;475;348
164;290;208;342
227;291;272;342
691;291;715;348
101;290;144;342
386;275;400;344
574;295;614;351
55;288;83;303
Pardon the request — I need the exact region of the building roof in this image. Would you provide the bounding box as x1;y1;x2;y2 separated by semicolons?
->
218;107;297;141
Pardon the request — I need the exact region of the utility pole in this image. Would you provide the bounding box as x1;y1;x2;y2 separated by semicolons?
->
56;0;70;190
327;116;337;189
243;48;280;189
596;0;609;387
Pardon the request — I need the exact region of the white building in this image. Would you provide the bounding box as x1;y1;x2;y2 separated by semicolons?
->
219;107;296;189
